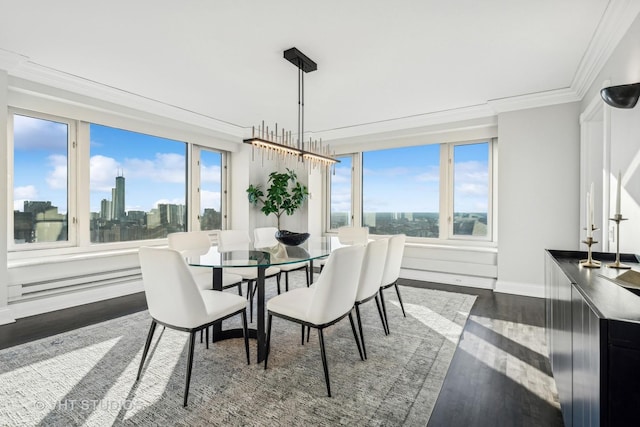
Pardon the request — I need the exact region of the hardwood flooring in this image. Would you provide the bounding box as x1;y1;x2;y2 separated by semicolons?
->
0;280;563;426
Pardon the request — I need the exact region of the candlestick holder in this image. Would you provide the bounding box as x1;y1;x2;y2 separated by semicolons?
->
607;214;630;269
580;227;601;268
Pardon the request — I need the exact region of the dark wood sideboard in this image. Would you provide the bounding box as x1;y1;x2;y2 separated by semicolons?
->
545;250;640;427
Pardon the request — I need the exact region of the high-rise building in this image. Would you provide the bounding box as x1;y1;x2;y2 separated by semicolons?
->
113;174;125;221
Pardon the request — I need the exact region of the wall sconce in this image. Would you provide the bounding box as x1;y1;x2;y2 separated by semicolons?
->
600;82;640;108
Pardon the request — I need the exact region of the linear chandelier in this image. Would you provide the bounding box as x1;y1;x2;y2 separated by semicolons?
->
243;47;339;170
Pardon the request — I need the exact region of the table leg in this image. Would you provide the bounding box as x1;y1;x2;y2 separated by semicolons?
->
256;265;266;363
211;268;224;339
309;260;315;284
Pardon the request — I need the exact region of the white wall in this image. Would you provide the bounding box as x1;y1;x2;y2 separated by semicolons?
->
496;102;581;297
582;13;640;256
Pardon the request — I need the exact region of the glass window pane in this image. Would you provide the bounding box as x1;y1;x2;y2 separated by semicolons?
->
13;114;69;244
330;156;352;229
89;124;187;243
453;142;489;237
200;149;222;231
363;145;439;237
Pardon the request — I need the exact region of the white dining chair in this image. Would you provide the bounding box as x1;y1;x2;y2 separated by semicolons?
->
218;229;281;322
136;246;250;407
264;244;366;397
319;226;369;273
253;226;310;290
353;238;389;359
167;231;244;295
379;234;407;334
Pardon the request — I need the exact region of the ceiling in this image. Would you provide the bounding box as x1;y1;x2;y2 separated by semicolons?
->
0;0;628;139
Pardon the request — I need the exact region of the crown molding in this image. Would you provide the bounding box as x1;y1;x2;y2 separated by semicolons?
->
1;54;244;140
571;0;640;99
487;87;581;114
0;49;28;71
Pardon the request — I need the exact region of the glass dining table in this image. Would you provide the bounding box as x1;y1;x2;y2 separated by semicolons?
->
186;237;341;363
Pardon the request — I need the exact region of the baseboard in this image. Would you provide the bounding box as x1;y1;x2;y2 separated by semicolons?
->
8;279;144;320
0;307;16;325
400;268;495;290
494;280;544;298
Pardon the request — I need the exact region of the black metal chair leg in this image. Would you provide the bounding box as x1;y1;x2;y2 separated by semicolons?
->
184;331;197;407
285;272;289;292
277;273;282;294
394;282;406;317
205;327;209;349
264;314;273;369
318;328;331;397
248;281;254;323
374;295;388;336
379;288;390;334
307;326;311;343
137;320;157;381
354;305;367;359
200;329;203;343
348;311;364;361
305;265;310;287
242;310;250;365
301;324;305;345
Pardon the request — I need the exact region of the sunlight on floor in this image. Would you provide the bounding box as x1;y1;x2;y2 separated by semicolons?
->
0;337;120;425
391;300;466;344
460;316;559;408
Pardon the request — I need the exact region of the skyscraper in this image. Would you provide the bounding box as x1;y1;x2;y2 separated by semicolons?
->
113;174;125;221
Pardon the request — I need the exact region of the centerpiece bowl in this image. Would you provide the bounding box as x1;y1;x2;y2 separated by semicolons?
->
275;230;310;246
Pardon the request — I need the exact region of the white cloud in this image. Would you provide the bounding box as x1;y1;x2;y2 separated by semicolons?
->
125;153;185;184
46;154;67;190
14;185;38;200
90;155;121;193
13;115;67;151
200;190;221;210
201;164;221;184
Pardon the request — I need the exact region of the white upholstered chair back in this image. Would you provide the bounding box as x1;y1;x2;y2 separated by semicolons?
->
218;229;252;252
355;238;389;302
306;244;365;325
381;234;406;287
253;227;279;248
138;247;208;329
167;231;212;257
337;226;369;245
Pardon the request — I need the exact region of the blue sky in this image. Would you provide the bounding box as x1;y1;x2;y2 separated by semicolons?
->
331;143;489;213
13;115;221;214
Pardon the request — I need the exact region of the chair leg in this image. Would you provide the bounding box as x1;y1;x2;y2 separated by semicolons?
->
184;331;197;407
374;295;388;336
276;273;282;295
318;328;331;397
136;320;157;381
307;326;311;343
305;265;310;287
285;272;289;292
242;310;250;365
264;314;273;370
200;329;203;343
354;304;367;359
348;311;364;361
394;282;407;317
205;327;209;349
301;324;305;345
237;283;243;296
248;281;255;323
379;288;390;334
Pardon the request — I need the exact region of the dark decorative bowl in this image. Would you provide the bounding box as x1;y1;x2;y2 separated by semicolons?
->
275;230;310;246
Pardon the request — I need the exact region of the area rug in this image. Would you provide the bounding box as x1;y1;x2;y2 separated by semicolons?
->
0;272;475;426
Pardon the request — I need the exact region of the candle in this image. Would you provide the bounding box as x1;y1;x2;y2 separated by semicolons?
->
589;182;594;232
586;191;592;238
616;170;621;216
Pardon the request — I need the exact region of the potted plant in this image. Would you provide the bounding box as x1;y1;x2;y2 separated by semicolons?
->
246;169;310;245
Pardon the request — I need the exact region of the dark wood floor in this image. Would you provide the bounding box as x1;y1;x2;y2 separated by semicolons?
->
0;280;563;426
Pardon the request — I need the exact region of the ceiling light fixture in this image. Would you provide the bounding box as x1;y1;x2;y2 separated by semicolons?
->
243;47;339;171
600;82;640;109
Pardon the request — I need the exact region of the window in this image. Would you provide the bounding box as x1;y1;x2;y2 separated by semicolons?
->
89;124;187;243
12;113;74;246
331;139;495;242
451;142;490;238
362;145;440;237
329;155;353;229
199;148;223;231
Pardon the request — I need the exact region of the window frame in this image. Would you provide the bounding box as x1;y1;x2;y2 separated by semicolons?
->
8;108;78;251
326;138;496;245
7;108;230;258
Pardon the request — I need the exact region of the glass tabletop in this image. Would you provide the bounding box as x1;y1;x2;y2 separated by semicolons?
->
186;236;343;268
